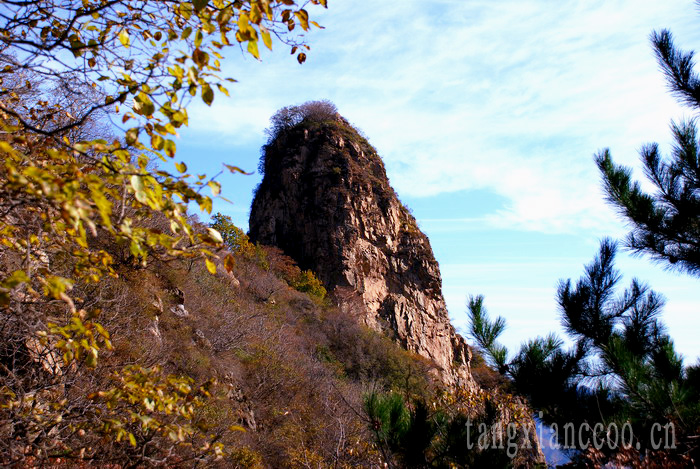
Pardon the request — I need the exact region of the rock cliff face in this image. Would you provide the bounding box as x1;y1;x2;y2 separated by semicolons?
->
249;113;474;388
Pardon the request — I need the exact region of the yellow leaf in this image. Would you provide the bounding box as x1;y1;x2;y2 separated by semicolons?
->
223;164;253;175
192;48;208;68
151;134;164;150
0;141;15;155
3;270;30;288
164;139;177;157
247;39;260;59
130;175;148;204
205;258;216;274
261;27;272;50
294;9;309;30
250;3;262;23
44;276;74;300
207;227;224;244
201;83;214;105
237;12;250;32
118;29;130;48
199;196;212;213
133;92;155;116
125;127;139;145
208;180;220;196
172;110;187;124
216;84;230;97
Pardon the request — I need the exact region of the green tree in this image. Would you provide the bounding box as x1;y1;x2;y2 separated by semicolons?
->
209;212;327;299
596;27;700;276
211;212;253;254
470;16;700;466
209;211;269;271
469;240;700;465
289;269;327;301
0;0;327;464
364;390;516;469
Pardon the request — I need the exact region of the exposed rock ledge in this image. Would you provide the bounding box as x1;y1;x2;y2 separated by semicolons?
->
249;114;475;389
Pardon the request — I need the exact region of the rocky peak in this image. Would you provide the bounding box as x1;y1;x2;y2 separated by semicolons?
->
249;107;474;388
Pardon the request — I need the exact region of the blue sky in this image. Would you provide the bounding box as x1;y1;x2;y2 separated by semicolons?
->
175;0;700;362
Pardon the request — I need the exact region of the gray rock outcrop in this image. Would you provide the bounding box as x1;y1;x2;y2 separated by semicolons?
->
249;114;474;389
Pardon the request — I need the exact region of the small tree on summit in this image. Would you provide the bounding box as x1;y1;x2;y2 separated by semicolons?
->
259;100;339;176
596;28;700;276
265;100;338;140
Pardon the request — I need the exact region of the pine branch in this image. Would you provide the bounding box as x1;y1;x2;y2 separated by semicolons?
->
652;29;700;108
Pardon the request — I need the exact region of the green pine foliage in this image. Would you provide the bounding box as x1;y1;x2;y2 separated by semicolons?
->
596;29;700;276
209;212;269;269
468;240;700;465
364;391;516;469
468;16;700;467
210;213;253;254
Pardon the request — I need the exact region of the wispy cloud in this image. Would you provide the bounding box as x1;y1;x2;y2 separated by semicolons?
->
185;0;700;235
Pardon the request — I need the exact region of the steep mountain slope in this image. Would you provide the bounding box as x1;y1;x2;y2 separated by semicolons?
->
249;106;474;388
1;95;544;466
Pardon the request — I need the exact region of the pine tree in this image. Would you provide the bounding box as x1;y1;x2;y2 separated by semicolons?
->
469;13;700;467
363;391;514;468
596;29;700;276
468;240;700;465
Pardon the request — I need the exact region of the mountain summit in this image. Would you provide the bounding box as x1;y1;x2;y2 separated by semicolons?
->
249;101;475;388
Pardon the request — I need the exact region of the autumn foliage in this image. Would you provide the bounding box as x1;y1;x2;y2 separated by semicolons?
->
0;0;328;465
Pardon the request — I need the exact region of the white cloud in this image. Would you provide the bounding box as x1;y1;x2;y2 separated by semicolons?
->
177;0;700;360
185;0;700;234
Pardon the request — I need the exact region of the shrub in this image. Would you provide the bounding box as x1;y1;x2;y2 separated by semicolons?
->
259;100;339;175
229;446;264;468
363;390;516;468
266;99;338;138
316;308;433;398
264;245;327;301
210;213;269;269
289;269;327;301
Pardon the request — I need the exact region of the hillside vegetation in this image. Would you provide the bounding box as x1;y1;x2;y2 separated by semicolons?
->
0;40;536;464
0;201;530;467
